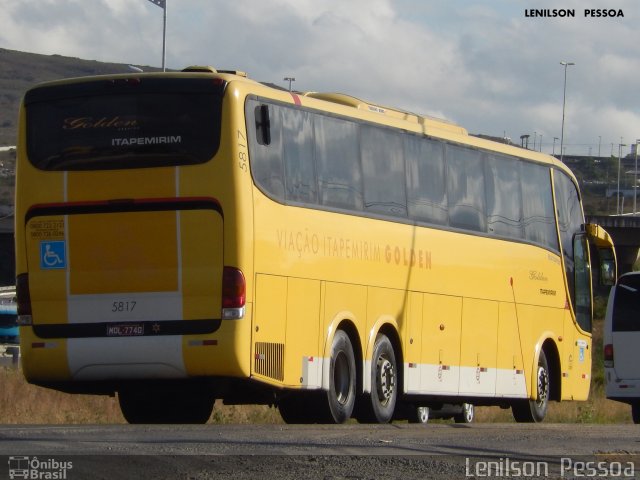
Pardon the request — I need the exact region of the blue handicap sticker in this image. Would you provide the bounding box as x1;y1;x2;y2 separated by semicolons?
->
40;241;66;270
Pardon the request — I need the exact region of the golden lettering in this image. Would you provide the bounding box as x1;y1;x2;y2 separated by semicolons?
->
274;229;427;268
62;116;139;130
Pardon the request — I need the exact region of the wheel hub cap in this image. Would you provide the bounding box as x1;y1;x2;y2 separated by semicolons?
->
334;351;350;405
376;356;395;404
536;365;549;405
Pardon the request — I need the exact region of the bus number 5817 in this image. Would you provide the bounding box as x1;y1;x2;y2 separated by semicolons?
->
112;301;136;313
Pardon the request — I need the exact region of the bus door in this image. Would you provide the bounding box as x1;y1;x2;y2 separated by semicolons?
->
554;171;595;400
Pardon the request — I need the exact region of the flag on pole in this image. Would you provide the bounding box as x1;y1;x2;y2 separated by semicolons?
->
147;0;165;9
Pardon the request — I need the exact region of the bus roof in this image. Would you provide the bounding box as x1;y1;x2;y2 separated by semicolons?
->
24;66;579;183
303;92;469;136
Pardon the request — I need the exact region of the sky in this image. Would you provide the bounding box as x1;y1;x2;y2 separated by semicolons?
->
1;0;638;157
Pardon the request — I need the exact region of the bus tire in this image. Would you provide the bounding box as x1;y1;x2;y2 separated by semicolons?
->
323;330;356;424
409;406;430;424
512;350;550;423
119;389;214;424
358;333;397;424
631;402;640;424
454;403;474;423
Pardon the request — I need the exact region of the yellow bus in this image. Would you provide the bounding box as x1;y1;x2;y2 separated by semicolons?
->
15;67;615;424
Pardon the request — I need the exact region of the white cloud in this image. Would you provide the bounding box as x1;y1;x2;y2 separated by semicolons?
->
1;0;639;154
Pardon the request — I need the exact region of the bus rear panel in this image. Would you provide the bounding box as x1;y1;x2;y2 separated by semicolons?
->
17;75;252;398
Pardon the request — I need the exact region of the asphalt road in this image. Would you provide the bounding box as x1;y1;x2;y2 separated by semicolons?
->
1;423;638;479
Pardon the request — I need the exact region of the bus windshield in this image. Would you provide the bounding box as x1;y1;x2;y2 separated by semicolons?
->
24;77;224;171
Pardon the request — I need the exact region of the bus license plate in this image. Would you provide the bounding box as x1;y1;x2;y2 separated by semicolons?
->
107;324;144;337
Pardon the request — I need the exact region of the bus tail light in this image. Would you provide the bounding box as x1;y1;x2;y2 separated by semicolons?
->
604;343;614;368
222;266;246;320
16;273;33;325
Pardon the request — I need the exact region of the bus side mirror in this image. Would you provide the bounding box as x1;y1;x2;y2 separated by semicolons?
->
599;253;616;286
584;224;617;287
255;105;271;146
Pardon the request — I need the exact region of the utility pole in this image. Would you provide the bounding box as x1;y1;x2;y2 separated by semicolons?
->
559;61;575;162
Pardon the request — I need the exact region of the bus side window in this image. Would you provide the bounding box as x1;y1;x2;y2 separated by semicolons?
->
446;145;486;232
485;154;524;240
315;115;363;211
361;125;407;217
282;108;317;204
405;136;448;226
521;163;558;250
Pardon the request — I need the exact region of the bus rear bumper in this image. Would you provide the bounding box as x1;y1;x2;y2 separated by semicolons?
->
20;312;252;385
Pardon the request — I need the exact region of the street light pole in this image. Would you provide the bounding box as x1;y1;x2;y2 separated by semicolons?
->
559;61;575;163
284;77;296;92
618;141;626;215
553;137;558;155
634;139;639;215
598;136;602;157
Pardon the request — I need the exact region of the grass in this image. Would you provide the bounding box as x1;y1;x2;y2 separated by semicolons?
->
0;316;633;425
0;367;285;425
0;367;125;424
1;365;631;425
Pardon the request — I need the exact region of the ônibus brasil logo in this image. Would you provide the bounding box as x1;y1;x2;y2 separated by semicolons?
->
8;456;73;479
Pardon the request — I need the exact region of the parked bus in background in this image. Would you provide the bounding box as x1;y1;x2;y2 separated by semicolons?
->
0;286;18;343
15;67;616;424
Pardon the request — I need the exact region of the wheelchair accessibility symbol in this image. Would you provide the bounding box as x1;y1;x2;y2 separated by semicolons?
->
40;241;66;270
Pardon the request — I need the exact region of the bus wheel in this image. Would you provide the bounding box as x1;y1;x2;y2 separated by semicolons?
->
323;330;356;423
631;402;640;424
118;389;214;424
409;406;430;424
359;333;397;423
512;350;550;423
454;403;474;423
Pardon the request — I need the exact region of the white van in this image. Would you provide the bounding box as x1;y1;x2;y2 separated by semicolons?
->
604;271;640;424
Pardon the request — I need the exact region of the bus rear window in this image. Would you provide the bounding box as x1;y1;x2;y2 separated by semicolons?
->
24;77;224;170
612;275;640;332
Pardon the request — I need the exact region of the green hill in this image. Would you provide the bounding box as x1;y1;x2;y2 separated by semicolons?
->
0;48;158;146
